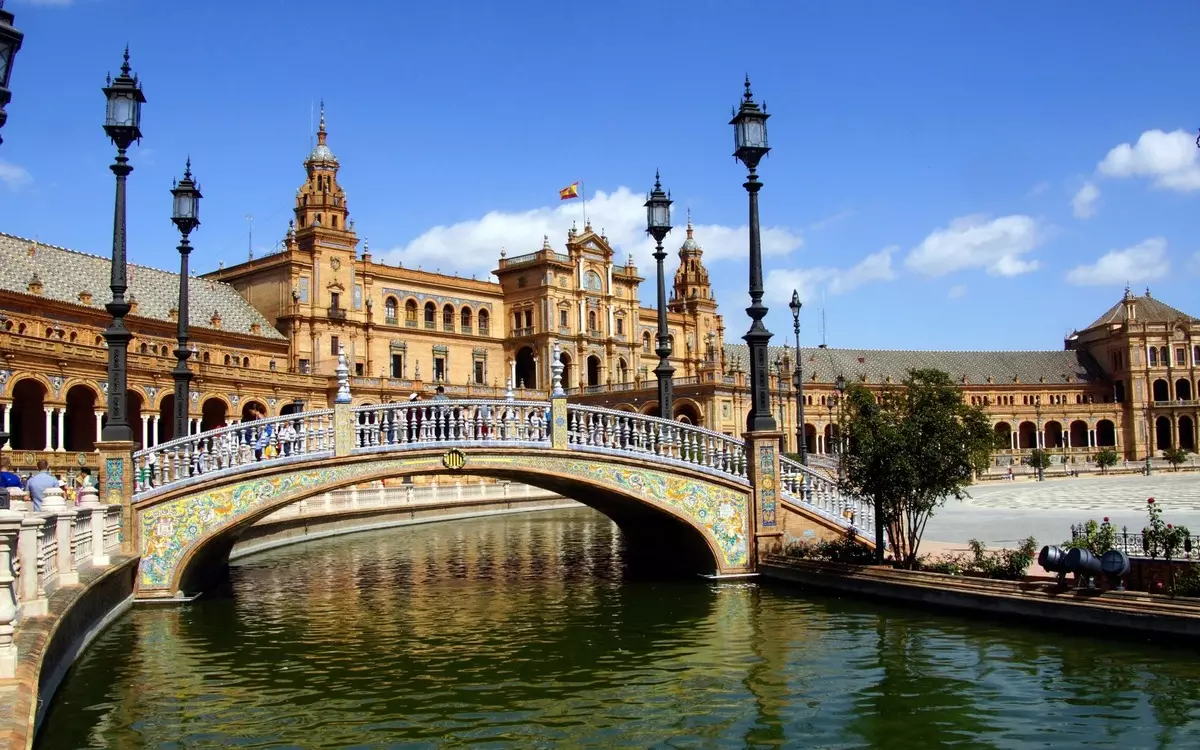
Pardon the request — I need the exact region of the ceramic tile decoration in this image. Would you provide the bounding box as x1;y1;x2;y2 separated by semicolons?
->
757;442;777;527
136;451;750;592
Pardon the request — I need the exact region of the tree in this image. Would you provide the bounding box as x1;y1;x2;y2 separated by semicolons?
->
1027;448;1051;481
1163;447;1190;472
841;368;999;569
1095;448;1118;474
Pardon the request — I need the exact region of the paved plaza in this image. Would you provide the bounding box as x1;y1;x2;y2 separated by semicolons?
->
923;473;1200;550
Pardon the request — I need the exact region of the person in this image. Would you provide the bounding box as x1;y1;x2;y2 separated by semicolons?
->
26;460;58;512
252;407;274;460
0;458;22;490
433;385;449;402
75;467;94;488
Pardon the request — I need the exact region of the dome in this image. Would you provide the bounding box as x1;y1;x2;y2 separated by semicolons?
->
308;142;338;164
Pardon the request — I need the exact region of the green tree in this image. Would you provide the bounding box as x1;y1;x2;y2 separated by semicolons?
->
1095;447;1119;474
1163;447;1190;472
1027;447;1051;480
841;368;999;569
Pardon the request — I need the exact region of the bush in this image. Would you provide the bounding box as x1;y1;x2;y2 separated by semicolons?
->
1064;518;1117;556
1175;565;1200;598
1163;447;1190;472
1027;448;1051;471
1095;448;1119;474
919;537;1038;581
782;529;876;565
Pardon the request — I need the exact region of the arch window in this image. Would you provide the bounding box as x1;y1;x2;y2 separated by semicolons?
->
242;357;250;368
1149;347;1158;366
461;306;473;332
584;270;602;291
643;332;651;352
405;299;418;326
588;310;598;333
385;297;398;324
424;302;436;328
223;354;231;365
478;310;490;336
443;304;455;331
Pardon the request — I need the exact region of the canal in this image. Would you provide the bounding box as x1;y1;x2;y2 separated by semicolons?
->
37;507;1200;748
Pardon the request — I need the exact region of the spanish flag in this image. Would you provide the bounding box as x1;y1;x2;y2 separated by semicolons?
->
559;182;580;200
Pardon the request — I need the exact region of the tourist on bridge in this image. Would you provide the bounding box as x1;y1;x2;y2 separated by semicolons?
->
26;460;58;512
0;458;23;491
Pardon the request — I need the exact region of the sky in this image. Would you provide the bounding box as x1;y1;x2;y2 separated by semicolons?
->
2;0;1199;352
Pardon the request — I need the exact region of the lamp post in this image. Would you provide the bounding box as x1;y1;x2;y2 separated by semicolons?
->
835;373;847;484
170;160;201;440
0;1;25;147
731;76;776;433
0;429;8;510
645;171;674;420
789;290;807;464
1034;399;1045;482
100;47;145;443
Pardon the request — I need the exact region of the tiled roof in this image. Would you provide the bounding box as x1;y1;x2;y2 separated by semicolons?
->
722;343;1101;386
0;233;284;340
1083;292;1197;331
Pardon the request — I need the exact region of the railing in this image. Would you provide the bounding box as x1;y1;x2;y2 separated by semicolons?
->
1071;524;1200;559
327;306;347;320
133;410;337;494
1153;400;1200;408
565;404;748;482
350;400;551;449
778;454;873;535
255;481;563;523
0;485;125;677
384;316;398;326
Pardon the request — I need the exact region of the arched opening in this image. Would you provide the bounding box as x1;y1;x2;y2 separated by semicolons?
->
1179;415;1196;452
242;400;268;422
674;402;701;425
478;309;490;336
1175;379;1193;402
642;331;651;352
405;299;417;324
1043;420;1063;449
515;347;536;390
587;310;597;333
559;350;573;389
1095;419;1116;448
158;394;176;444
994;422;1012;449
384;296;397;323
166;461;732;597
460;306;472;331
442;304;455;331
1069;420;1088;449
201;398;229;432
9;379;46;450
1155;416;1173;453
64;384;98;452
1153;379;1170;402
280;400;305;416
424;302;436;328
803;423;818;454
1017;421;1037;450
587;355;602;388
617;358;629;384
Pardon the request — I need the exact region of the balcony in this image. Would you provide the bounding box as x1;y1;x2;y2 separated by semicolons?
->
443;323;454;332
588;329;603;339
1154;400;1200;408
327;306;347;320
425;321;435;330
513;327;534;337
385;316;398;326
478;324;490;336
461;324;472;334
406;319;417;328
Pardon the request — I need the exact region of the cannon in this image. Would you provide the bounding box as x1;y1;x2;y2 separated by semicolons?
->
1065;548;1104;589
1038;545;1069;585
1100;549;1131;592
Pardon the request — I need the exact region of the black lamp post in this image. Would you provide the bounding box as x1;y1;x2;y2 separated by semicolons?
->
0;1;24;147
100;47;145;443
645;171;674;420
835;373;847;483
170;159;201;440
789;290;807;464
731;76;776;433
0;428;8;510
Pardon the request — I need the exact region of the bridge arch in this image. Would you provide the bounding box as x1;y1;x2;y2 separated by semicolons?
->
134;449;752;598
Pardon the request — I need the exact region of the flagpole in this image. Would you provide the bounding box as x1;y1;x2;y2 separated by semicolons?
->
581;179;587;229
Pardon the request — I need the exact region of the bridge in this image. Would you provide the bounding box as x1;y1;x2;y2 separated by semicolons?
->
109;353;873;599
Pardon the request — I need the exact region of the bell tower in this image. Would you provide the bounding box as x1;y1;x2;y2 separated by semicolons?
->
291;102;351;242
671;211;715;312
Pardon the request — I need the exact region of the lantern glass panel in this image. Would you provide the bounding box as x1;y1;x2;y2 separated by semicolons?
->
173;191;196;220
0;42;11;89
106;91;136;128
651;202;670;229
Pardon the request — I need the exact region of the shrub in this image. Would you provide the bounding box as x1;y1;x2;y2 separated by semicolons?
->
782;529;876;565
919;537;1038;580
1163;447;1190;472
1095;448;1119;474
1064;518;1117;556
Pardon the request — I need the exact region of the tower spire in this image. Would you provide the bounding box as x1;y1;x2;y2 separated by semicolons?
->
317;99;327;145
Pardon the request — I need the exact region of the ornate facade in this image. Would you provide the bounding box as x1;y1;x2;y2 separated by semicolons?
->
1;110;1196;480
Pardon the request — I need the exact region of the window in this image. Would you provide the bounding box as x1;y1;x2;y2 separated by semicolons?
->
1115;380;1125;403
584;270;602;291
330;292;341;310
461;307;472;331
385;297;398;323
298;278;310;303
1150;347;1158;366
443;304;455;331
330;335;340;356
405;300;418;325
353;284;363;310
560;309;568;328
478;310;490;335
391;353;404;378
616;317;624;335
242;357;250;368
1160;346;1169;365
474;360;485;384
643;332;651;352
524;310;533;329
424;302;436;328
298;358;310;374
354;362;364;376
433;356;446;382
588;310;597;332
1177;348;1186;366
1195;345;1200;364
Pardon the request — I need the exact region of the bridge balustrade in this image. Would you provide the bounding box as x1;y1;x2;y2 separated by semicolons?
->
566;405;749;481
133;410;337;494
778;454;873;535
351;400;551;449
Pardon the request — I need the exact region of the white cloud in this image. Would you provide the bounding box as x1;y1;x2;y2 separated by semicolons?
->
1065;237;1170;286
0;160;32;190
379;185;803;278
1097;129;1200;192
766;247;896;305
947;284;967;299
904;214;1041;278
1071;182;1100;219
1025;181;1050;198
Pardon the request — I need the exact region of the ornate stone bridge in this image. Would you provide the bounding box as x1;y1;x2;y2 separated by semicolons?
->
109;376;872;599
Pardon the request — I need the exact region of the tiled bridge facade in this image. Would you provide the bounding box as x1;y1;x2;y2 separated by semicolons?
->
113;392;873;599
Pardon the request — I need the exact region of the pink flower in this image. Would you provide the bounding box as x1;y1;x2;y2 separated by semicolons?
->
1168;524;1174;529
1148;497;1156;504
1103;517;1110;523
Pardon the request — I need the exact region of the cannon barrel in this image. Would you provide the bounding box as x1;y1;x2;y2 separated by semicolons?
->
1100;549;1131;577
1038;545;1067;573
1065;548;1104;576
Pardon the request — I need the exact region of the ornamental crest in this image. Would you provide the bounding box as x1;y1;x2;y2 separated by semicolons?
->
49;376;64;398
231;394;241;407
0;370;9;389
145;386;158;401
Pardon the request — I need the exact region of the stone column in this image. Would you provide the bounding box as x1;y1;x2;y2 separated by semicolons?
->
0;510;20;679
0;403;9;451
78;486;109;567
56;409;66;452
94;410;104;450
43;407;54;451
48;487;79;586
745;430;783;571
140;414;150;448
94;439;136;555
18;516;46;617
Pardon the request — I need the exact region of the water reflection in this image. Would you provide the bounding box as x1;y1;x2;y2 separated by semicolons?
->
39;508;1200;749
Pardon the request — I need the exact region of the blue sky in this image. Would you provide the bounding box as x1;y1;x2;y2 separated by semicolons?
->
2;0;1199;351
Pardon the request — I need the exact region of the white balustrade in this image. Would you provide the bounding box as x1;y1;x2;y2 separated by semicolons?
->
777;454;873;536
350;400;551;449
564;405;749;482
253;481;560;524
0;511;21;679
132;409;336;494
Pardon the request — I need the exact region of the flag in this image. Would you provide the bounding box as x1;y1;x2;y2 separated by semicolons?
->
559;182;580;201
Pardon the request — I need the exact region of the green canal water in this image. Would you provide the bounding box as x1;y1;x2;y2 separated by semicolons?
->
37;507;1200;748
